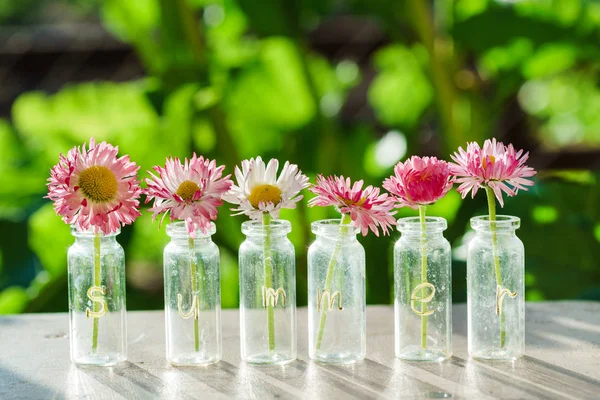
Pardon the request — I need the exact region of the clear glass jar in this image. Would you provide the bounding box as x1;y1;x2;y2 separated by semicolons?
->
239;219;296;364
467;215;525;360
308;219;366;364
163;222;221;366
67;227;126;366
394;217;452;361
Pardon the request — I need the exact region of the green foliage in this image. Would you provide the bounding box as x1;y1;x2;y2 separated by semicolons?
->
510;177;600;299
129;214;170;263
219;248;239;308
102;0;159;43
368;45;433;129
101;0;165;74
225;37;316;156
236;0;297;37
453;4;599;53
12;82;190;171
28;204;71;278
0;287;29;314
0;120;46;219
0;0;599;314
518;73;600;148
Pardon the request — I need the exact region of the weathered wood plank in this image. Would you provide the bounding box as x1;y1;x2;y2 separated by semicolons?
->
476;356;600;400
0;302;599;399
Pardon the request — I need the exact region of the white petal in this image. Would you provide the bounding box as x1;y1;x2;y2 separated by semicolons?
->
248;157;265;189
264;158;279;185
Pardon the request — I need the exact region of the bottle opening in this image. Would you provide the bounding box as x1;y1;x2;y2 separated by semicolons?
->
396;216;447;233
241;219;292;236
166;221;216;238
311;219;360;236
470;215;520;231
70;226;121;237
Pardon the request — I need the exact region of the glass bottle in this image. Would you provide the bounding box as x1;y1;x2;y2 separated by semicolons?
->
163;222;221;366
239;219;296;364
394;217;452;361
67;227;126;366
467;215;525;360
308;219;366;364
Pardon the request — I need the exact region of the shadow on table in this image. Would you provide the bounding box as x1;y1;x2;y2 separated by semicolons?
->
0;316;24;327
176;360;296;398
0;364;60;399
454;301;600;349
525;301;600;349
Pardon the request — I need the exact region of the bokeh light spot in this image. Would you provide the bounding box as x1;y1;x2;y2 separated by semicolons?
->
547;114;583;146
374;130;407;169
532;205;558;224
320;92;342;117
204;5;225;27
336;60;360;86
525;272;537;286
518;80;549;115
526;289;545;301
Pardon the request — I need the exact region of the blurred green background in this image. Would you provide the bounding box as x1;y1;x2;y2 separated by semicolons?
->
1;0;599;314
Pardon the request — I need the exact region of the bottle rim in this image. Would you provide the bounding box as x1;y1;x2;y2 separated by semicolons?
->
241;219;292;236
70;226;121;237
397;216;447;233
311;219;360;235
470;215;520;231
166;221;216;237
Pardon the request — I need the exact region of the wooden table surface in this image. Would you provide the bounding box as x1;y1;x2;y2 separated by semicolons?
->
1;301;599;399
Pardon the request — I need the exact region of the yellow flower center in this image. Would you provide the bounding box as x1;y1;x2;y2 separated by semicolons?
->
340;196;366;207
176;180;201;202
248;184;282;208
482;155;496;170
78;165;118;203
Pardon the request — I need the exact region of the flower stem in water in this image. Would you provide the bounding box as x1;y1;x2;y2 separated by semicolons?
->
189;237;200;352
485;186;506;348
419;205;428;350
315;213;352;352
263;213;276;351
92;234;101;352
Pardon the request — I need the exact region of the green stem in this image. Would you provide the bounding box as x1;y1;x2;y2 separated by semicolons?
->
406;0;464;154
189;237;200;352
419;205;428;350
92;234;101;352
262;213;275;351
485;186;506;348
315;213;353;352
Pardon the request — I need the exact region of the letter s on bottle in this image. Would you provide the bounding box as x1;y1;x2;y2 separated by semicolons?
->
86;286;107;318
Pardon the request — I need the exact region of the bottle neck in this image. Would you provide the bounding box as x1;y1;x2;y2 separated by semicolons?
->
242;219;292;239
396;217;447;240
315;232;359;244
400;231;444;240
169;235;214;246
474;229;517;237
245;232;290;244
470;215;520;235
73;234;119;245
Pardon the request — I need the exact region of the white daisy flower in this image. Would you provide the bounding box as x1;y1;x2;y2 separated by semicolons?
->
223;156;310;220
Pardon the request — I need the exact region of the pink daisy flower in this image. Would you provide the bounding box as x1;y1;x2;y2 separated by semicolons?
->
308;175;397;236
383;156;454;209
46;138;142;235
449;138;537;206
144;154;233;238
